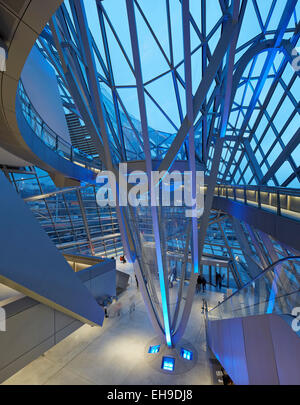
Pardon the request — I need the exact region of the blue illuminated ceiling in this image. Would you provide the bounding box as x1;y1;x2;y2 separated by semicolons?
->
35;0;299;187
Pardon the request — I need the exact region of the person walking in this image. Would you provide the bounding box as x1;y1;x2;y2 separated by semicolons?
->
115;302;122;317
129;296;136;315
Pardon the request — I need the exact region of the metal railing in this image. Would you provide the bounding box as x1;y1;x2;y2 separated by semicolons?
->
17;80;101;171
25;184;122;258
210;184;300;220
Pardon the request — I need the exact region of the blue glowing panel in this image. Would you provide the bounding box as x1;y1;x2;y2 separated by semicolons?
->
180;348;193;361
162;357;175;372
148;345;160;354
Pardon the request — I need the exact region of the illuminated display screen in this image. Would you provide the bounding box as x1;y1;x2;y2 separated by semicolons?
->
161;357;175;372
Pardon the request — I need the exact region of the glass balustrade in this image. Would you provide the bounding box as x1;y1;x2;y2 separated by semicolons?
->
17;81;101;171
208;257;300;331
213;185;300;221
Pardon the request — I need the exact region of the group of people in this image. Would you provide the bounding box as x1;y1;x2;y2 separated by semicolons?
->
117;255;224;293
196;271;224;293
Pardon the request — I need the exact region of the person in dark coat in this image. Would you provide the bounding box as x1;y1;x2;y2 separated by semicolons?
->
202;275;207;292
196;275;202;293
216;271;222;289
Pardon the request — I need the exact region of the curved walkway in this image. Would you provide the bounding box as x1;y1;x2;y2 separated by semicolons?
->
0;0;97;183
212;185;300;251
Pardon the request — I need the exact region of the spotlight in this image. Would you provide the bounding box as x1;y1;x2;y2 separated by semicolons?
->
180;348;193;361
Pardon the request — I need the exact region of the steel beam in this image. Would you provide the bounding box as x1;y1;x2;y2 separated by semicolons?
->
158;13;239;174
221;1;297;182
173;0;242;344
182;0;198;275
126;0;172;346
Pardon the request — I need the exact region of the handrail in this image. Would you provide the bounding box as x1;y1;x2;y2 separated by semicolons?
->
26;182;300;211
209;255;300;313
17;80;101;170
212;183;300;218
214;184;300;197
24;184;90;202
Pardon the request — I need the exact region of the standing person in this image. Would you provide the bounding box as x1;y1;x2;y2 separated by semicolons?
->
217;272;223;289
218;272;224;289
104;304;108;318
172;266;177;282
216;271;221;290
135;274;139;289
196;274;202;293
216;271;219;288
202;276;207;292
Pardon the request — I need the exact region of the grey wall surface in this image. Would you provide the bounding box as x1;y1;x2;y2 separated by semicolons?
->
21;45;70;143
0;297;83;384
116;270;130;292
76;260;116;301
0;259;118;384
207;314;300;385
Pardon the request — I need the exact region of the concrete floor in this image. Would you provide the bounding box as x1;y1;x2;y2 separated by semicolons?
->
2;261;225;385
0;284;23;306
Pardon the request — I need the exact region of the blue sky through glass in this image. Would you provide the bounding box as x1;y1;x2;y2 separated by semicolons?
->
60;0;299;186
